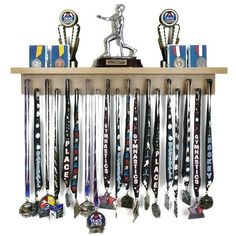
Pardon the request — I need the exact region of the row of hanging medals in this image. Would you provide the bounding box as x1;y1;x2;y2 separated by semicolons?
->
19;78;214;232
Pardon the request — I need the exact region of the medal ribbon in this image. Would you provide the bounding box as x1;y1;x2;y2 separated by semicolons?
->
85;80;91;198
36;46;43;58
132;89;140;199
122;80;131;191
151;89;160;199
166;79;173;191
45;79;50;192
206;80;214;192
115;89;122;198
34;88;43;198
103;79;111;190
62;79;71;189
193;89;201;198
141;80;151;192
71;89;79;199
182;79;192;188
24;80;30;199
173;89;180;200
54;89;60;200
59;45;64;57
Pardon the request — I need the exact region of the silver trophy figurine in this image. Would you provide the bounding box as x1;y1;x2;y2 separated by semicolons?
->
158;9;180;67
95;4;142;67
58;9;80;67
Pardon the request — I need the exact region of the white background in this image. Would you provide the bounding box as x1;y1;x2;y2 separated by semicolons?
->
0;0;235;235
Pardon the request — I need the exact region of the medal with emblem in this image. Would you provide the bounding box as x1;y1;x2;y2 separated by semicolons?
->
199;80;214;210
151;89;161;218
182;79;192;206
174;57;185;68
80;80;95;217
121;80;134;209
196;56;206;67
164;79;173;210
173;89;180;217
31;59;42;68
99;80;116;210
60;9;78;27
141;80;151;210
19;80;34;218
188;88;204;219
87;211;106;233
55;58;65;67
132;89;140;222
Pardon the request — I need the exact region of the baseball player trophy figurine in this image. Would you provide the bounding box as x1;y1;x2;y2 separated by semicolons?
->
94;4;142;67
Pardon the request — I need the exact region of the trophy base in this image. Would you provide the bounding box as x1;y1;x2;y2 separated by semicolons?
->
160;60;167;68
94;57;143;67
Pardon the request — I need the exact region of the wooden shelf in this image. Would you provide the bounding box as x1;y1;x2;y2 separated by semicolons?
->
11;67;228;94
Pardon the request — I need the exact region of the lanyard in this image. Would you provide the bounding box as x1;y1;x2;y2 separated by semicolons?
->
141;79;151;210
200;79;214;210
182;79;192;206
151;89;161;218
62;79;71;207
34;88;43;198
173;88;180;217
103;79;111;190
193;89;201;199
54;89;60;201
164;79;173;210
122;79;131;190
132;89;140;222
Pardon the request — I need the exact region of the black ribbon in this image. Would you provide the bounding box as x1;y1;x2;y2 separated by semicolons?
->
193;89;201;198
34;88;43;198
71;89;79;200
62;79;71;189
205;80;214;191
103;79;111;190
54;89;60;200
141;80;151;192
132;89;140;199
166;79;173;191
151;89;160;200
122;80;131;191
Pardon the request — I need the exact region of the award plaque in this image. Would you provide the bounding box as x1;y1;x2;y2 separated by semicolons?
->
157;9;180;67
94;4;142;67
58;9;80;67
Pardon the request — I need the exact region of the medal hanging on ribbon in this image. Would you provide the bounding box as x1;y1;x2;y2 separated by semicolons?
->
141;79;151;210
121;80;134;209
188;88;204;219
62;79;71;207
80;80;95;216
32;88;43;216
99;79;116;210
87;90;106;233
132;89;140;222
19;80;34;217
199;79;214;210
196;45;206;67
173;46;185;68
115;89;122;217
71;89;80;218
164;79;173;210
39;80;56;218
151;89;161;218
182;79;192;206
173;89;180;217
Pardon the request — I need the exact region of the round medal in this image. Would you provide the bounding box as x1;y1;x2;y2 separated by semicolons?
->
87;211;106;233
31;59;42;68
160;9;178;27
196;56;206;67
39;195;56;211
200;195;213;210
55;58;65;67
19;201;34;217
60;9;78;27
174;56;185;68
79;200;95;217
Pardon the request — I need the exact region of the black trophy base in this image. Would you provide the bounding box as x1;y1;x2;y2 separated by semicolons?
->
94;57;143;67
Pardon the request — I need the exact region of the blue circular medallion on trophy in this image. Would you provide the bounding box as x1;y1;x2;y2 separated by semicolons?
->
160;9;178;27
60;9;78;27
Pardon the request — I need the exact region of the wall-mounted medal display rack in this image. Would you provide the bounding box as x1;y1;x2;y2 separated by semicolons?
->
11;67;227;229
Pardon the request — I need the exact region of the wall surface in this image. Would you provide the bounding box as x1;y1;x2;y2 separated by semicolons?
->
0;0;235;235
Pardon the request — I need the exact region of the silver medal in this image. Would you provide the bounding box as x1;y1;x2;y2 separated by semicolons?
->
174;56;185;68
196;56;206;67
152;202;161;218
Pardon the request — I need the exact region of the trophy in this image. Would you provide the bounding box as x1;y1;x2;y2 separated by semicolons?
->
157;9;180;67
58;9;80;67
94;4;142;67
